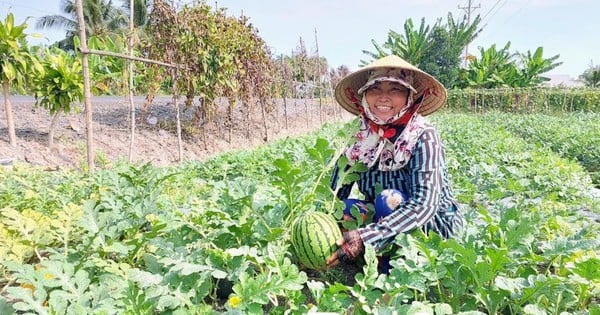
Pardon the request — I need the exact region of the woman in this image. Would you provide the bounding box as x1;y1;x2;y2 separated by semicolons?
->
326;55;463;270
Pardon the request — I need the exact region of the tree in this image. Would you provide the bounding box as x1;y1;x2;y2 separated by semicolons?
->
362;14;481;88
579;62;600;88
0;13;42;147
290;37;310;83
329;65;351;91
32;47;84;147
35;0;127;50
145;0;275;138
419;23;463;88
278;37;330;97
432;13;482;87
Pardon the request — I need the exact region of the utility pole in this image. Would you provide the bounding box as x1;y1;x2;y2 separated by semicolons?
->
459;0;480;67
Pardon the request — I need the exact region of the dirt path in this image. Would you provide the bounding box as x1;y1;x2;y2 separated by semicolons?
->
0;96;353;170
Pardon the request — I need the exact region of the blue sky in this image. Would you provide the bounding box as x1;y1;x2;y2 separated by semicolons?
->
2;0;598;77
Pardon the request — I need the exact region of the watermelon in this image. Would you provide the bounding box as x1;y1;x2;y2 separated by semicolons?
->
291;211;342;270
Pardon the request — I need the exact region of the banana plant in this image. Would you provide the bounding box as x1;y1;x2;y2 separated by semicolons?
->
362;14;481;88
518;46;562;87
458;42;518;88
362;18;432;66
86;34;128;94
0;13;42;147
446;13;482;51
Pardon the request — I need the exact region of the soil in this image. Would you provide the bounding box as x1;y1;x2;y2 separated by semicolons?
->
0;95;353;170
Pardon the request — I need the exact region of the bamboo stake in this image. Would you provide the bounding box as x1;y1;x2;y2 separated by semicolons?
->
75;0;95;171
259;99;268;141
81;48;177;68
228;101;233;143
173;69;183;162
127;0;136;163
303;83;309;128
281;54;289;129
172;10;183;162
283;96;289;129
246;99;252;139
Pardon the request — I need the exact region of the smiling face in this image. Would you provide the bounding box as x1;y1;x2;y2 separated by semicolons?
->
364;81;409;122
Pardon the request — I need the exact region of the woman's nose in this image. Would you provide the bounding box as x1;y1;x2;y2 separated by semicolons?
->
377;92;392;100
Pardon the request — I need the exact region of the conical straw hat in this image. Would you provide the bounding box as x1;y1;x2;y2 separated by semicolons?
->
334;55;447;116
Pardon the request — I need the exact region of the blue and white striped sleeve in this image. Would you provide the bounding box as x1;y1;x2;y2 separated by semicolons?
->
357;128;443;251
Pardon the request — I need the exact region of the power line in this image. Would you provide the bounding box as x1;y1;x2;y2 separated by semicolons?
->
480;0;505;23
475;0;505;45
478;0;531;44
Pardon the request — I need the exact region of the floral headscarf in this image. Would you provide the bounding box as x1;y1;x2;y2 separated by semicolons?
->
344;70;429;171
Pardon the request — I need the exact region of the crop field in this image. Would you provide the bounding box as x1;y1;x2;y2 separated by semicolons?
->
0;112;599;314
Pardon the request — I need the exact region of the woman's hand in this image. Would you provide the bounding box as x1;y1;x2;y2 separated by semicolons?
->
326;230;365;267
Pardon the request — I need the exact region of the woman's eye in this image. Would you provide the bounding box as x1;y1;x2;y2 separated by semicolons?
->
367;86;407;96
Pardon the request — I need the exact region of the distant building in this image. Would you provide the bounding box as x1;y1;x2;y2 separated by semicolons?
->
542;74;584;88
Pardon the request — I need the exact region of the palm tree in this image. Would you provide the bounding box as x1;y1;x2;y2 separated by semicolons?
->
35;0;127;50
121;0;152;28
579;63;600;88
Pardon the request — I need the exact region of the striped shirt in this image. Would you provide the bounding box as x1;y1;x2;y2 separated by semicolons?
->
331;125;463;251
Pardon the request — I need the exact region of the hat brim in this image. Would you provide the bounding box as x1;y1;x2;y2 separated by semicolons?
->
334;55;447;116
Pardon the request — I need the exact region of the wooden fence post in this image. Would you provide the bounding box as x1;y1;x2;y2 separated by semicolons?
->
75;0;95;171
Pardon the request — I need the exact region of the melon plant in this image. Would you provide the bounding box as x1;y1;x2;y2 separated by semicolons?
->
291;211;342;270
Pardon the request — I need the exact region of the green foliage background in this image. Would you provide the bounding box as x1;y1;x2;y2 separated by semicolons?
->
446;88;600;113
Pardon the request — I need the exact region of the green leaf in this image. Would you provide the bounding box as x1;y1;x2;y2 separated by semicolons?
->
3;61;16;81
403;301;434;315
434;303;453;315
522;304;547;315
306;137;334;165
128;269;163;288
572;257;600;281
5;286;48;315
0;299;16;315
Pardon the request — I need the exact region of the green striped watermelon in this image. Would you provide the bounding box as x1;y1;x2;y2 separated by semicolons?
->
291;211;342;270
